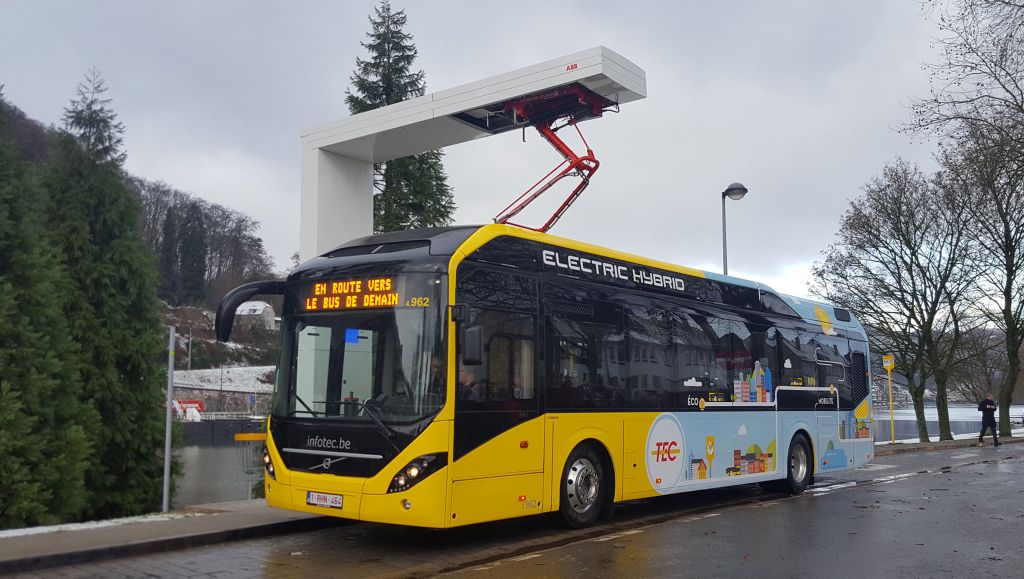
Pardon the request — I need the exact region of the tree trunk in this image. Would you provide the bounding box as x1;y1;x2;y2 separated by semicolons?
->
999;351;1020;437
934;376;953;441
909;378;930;443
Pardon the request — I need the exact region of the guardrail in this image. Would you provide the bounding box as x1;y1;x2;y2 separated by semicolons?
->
199;412;265;421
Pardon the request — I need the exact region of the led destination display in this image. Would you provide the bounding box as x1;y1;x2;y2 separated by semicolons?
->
298;277;428;311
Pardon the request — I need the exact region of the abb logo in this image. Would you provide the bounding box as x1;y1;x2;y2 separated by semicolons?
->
652;440;679;462
565;63;578;72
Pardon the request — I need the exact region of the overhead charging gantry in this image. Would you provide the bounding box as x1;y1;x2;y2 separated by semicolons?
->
299;46;646;258
492;85;615;232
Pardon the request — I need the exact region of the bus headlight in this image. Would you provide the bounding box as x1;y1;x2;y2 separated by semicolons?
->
388;453;447;493
263;447;276;480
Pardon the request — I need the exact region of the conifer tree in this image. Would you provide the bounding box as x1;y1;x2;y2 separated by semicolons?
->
178;201;208;304
158;205;181;303
62;68;126;166
346;1;456;232
0;116;94;527
46;71;167;518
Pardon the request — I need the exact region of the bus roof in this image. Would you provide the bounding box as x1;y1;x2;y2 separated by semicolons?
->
312;223;864;335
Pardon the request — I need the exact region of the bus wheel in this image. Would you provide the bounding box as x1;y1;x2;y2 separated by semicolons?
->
559;444;606;528
782;435;812;494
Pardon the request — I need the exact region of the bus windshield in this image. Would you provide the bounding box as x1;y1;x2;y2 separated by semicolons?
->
272;274;446;426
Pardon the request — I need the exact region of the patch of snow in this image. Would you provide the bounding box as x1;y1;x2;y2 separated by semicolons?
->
0;511;204;539
174;366;275;393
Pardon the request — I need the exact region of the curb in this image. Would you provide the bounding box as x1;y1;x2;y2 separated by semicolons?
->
874;436;1022;457
0;515;337;575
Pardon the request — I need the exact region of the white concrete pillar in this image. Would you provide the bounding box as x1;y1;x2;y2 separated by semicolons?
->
299;144;374;260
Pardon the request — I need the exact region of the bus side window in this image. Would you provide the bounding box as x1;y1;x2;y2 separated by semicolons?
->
816;334;851;406
672;308;717;401
707;316;736;396
624;302;672;409
544;285;622;410
484;334;536;403
458;308;535;410
777;327;810;387
761;328;780;399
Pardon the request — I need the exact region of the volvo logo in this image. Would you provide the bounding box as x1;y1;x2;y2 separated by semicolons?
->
311;456;348;470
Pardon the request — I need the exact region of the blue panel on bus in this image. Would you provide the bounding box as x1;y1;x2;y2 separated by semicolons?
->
345;328;360;344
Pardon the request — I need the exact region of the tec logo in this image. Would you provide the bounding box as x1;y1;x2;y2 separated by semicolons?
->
646;414;686;493
652;441;680;462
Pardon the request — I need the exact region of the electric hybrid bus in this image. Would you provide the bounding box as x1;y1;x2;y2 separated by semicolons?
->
216;224;873;528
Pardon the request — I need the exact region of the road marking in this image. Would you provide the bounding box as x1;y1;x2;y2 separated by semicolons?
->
856;463;896;471
509;554;543;562
594;530;644;542
950;453;978;459
808;482;857;494
872;473;916;484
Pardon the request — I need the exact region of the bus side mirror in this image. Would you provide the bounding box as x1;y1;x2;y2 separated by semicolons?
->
216;280;286;342
462;325;483;366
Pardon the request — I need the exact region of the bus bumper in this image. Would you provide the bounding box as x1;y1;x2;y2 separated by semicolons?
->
263;422;452;528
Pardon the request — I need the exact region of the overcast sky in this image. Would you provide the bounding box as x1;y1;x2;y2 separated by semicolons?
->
1;1;941;297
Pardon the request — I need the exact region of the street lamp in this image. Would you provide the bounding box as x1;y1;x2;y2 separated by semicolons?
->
721;182;747;276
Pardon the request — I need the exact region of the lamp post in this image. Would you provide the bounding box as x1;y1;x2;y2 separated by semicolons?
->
721;182;748;275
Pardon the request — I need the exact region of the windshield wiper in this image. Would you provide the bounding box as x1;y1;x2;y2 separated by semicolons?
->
329;401;403;454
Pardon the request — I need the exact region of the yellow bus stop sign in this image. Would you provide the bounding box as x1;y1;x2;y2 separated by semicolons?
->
882;354;896;443
882;354;895;371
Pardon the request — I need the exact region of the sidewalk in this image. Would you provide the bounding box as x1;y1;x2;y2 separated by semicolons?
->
0;500;334;575
874;428;1024;456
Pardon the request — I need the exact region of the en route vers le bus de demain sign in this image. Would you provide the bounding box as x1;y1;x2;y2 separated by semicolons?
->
298;277;432;312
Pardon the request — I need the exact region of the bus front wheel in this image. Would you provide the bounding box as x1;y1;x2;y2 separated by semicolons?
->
559;444;606;528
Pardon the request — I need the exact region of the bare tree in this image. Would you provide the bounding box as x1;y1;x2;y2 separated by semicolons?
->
814;160;977;442
921;168;984;439
950;327;1008;402
938;124;1024;435
911;1;1024;147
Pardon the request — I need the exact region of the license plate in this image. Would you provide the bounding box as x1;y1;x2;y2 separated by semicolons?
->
306;491;344;509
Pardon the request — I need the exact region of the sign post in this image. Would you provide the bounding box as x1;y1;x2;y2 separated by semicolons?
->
882;354;895;444
162;326;175;512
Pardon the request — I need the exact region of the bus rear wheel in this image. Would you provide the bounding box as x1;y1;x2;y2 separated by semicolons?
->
762;434;812;495
783;434;812;494
559;443;606;528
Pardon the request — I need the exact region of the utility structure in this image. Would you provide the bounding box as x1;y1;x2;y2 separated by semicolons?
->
299;46;646;258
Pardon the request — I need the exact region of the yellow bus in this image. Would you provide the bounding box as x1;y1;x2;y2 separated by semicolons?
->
216;224;873;528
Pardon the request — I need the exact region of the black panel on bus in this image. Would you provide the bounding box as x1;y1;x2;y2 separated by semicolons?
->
468;235;798;318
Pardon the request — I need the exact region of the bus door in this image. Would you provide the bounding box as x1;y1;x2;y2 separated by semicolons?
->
450;266;543;481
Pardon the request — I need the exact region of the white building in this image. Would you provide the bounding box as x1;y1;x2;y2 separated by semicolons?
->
236;301;276;331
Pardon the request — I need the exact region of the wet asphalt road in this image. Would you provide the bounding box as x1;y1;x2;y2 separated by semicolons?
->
454;444;1024;578
33;444;1024;578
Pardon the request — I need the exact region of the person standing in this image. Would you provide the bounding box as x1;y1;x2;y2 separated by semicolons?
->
978;393;1000;446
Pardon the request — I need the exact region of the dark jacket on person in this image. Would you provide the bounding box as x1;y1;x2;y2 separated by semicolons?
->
978;399;998;425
